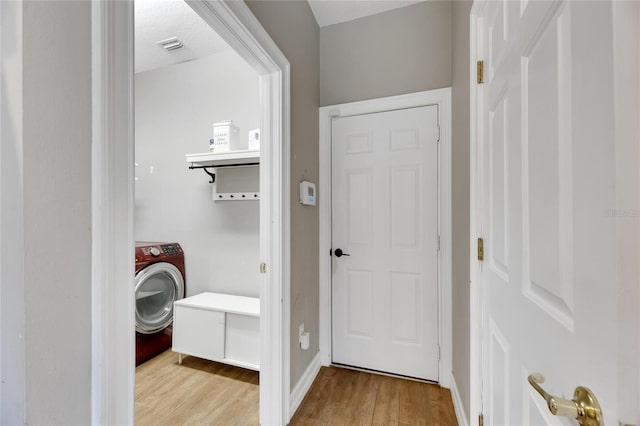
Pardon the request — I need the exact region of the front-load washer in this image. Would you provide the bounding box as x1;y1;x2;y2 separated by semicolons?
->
135;241;186;365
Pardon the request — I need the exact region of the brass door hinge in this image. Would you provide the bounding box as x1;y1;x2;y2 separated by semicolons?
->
477;60;484;84
260;262;267;274
477;238;484;261
479;413;484;426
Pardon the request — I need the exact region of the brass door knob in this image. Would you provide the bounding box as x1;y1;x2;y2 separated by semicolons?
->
528;373;603;426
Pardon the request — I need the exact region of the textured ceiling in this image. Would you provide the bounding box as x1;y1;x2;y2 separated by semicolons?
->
135;0;231;74
308;0;426;27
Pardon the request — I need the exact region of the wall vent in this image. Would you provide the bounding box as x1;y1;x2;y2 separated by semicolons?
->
156;37;184;52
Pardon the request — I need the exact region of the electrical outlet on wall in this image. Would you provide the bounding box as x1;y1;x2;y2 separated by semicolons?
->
299;323;309;350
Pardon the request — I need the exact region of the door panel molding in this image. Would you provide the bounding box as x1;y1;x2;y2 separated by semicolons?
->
471;1;640;425
319;88;452;388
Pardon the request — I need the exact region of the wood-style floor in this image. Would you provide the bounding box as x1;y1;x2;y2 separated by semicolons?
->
135;350;259;425
291;367;457;426
135;350;457;425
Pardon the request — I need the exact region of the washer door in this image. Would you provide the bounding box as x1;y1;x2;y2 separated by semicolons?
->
135;262;184;334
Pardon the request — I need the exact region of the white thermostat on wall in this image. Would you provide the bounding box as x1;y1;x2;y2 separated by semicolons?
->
299;181;316;205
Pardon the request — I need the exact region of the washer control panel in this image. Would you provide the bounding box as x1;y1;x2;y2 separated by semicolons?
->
161;244;179;256
136;243;183;262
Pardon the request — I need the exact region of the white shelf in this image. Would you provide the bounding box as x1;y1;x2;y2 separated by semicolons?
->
186;150;260;201
185;150;260;167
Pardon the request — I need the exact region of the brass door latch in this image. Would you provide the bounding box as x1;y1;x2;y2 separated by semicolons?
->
528;373;603;426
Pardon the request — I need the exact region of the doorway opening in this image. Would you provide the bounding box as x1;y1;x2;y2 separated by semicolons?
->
318;89;453;389
91;1;291;424
133;1;262;423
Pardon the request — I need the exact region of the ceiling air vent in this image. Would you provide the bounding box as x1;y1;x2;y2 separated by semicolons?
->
156;37;184;52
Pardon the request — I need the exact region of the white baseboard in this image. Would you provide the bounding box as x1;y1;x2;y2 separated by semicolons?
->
289;351;322;421
450;372;470;426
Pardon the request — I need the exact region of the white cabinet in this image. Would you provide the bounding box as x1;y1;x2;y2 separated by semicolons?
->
172;292;260;371
173;308;225;361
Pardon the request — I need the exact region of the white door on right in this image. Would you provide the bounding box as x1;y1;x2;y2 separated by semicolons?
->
478;1;637;425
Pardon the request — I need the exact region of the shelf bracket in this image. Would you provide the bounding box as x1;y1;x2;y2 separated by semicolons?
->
189;164;217;184
188;162;259;184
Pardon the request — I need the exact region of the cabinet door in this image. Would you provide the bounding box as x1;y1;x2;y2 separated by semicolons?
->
225;313;260;367
173;306;225;361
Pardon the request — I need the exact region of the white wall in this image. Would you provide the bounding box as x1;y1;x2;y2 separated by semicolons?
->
135;50;261;298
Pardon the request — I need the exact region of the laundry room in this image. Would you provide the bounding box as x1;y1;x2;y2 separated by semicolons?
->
133;0;262;423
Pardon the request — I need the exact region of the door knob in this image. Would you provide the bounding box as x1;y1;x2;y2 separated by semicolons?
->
334;248;350;257
528;373;603;426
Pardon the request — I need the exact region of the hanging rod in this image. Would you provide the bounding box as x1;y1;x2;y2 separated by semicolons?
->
188;162;259;184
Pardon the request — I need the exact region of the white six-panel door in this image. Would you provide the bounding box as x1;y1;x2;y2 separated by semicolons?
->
331;106;440;381
477;1;622;424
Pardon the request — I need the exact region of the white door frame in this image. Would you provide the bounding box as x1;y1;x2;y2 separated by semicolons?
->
91;1;291;425
469;1;484;424
318;88;453;388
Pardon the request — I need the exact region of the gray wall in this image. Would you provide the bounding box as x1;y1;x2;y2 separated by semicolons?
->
451;0;472;419
24;2;93;422
319;1;472;420
245;0;321;390
1;1;26;423
320;1;452;106
0;1;93;424
612;2;640;421
24;1;93;423
135;51;261;298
